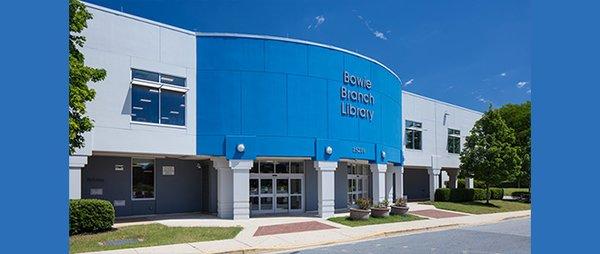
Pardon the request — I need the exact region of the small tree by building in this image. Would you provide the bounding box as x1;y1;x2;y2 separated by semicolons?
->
460;106;522;203
69;0;106;154
496;101;531;191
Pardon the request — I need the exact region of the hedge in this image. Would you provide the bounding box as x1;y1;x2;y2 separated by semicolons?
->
489;188;504;200
69;199;115;235
434;188;504;202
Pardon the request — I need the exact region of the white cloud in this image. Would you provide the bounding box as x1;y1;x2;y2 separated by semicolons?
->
476;95;492;105
307;15;325;30
516;81;528;88
357;15;388;40
526;89;531;94
374;31;387;40
403;79;414;86
500;72;507;77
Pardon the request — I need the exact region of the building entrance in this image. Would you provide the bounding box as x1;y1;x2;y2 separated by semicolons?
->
249;161;304;214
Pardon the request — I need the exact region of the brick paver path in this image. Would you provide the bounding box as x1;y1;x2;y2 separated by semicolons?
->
254;221;337;236
410;209;467;219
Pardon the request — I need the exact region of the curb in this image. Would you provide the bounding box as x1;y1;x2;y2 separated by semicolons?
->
210;223;461;254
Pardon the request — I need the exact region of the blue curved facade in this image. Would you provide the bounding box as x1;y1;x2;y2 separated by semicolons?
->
196;35;404;165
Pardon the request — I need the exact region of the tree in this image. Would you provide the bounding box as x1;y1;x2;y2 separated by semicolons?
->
496;101;531;191
460;106;522;203
69;0;106;154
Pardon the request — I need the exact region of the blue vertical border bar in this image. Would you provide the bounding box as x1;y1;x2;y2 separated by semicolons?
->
0;0;68;253
533;0;600;253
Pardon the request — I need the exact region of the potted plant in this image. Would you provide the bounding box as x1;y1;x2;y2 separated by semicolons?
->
349;197;371;220
370;199;390;218
390;196;410;215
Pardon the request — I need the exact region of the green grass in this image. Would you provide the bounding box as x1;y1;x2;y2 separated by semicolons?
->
328;214;426;227
69;223;242;253
424;200;531;214
504;188;530;196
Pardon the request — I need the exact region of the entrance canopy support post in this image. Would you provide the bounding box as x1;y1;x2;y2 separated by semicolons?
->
385;165;395;203
370;163;387;205
465;177;474;189
446;169;459;189
428;167;441;201
212;157;253;220
314;161;337;219
392;165;404;201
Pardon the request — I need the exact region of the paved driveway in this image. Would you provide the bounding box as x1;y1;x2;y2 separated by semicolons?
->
283;218;531;254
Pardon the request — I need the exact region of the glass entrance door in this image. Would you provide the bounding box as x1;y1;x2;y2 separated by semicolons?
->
347;163;370;207
249;161;304;215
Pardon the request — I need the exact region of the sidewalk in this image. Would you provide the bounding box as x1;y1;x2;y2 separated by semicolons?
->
82;204;531;254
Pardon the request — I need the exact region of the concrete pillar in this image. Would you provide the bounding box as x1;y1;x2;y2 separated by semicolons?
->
212;158;252;220
385;165;394;202
465;177;474;189
428;168;441;201
370;163;387;204
393;165;404;201
69;155;88;199
447;169;459;189
69;167;82;199
314;161;337;219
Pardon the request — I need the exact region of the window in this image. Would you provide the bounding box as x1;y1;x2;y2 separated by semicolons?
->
132;158;155;199
447;128;461;154
160;90;186;126
130;69;187;126
131;85;160;123
405;120;423;150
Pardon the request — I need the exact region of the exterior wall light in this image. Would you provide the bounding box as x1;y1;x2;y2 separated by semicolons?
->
381;151;386;158
236;143;245;153
325;146;333;155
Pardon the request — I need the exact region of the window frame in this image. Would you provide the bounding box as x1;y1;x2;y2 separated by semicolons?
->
405;120;423;150
447;128;461;154
130;69;189;128
131;157;156;201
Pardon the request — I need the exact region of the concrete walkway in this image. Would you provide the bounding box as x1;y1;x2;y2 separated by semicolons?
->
82;203;531;254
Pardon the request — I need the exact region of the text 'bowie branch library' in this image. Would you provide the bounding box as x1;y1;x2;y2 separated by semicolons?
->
69;2;483;219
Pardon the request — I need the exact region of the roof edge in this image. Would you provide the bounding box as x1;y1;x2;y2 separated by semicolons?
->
402;91;484;115
83;1;196;36
197;32;402;84
82;1;402;85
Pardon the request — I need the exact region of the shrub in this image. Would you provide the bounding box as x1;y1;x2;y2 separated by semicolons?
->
511;191;531;198
473;188;487;200
489;188;504;200
69;199;115;235
434;188;451;201
355;197;371;210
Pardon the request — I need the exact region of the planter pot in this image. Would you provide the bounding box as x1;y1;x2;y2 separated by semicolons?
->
370;207;390;218
349;208;371;220
390;205;409;215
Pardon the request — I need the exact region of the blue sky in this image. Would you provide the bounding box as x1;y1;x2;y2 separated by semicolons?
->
87;0;530;112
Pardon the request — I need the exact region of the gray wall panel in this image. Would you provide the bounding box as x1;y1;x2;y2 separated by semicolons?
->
334;162;348;210
82;156;205;217
403;168;430;200
304;161;318;212
155;159;203;214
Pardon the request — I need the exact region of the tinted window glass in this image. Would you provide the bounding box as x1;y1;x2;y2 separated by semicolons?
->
132;158;155;199
132;69;159;82
131;85;159;123
160;90;186;126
